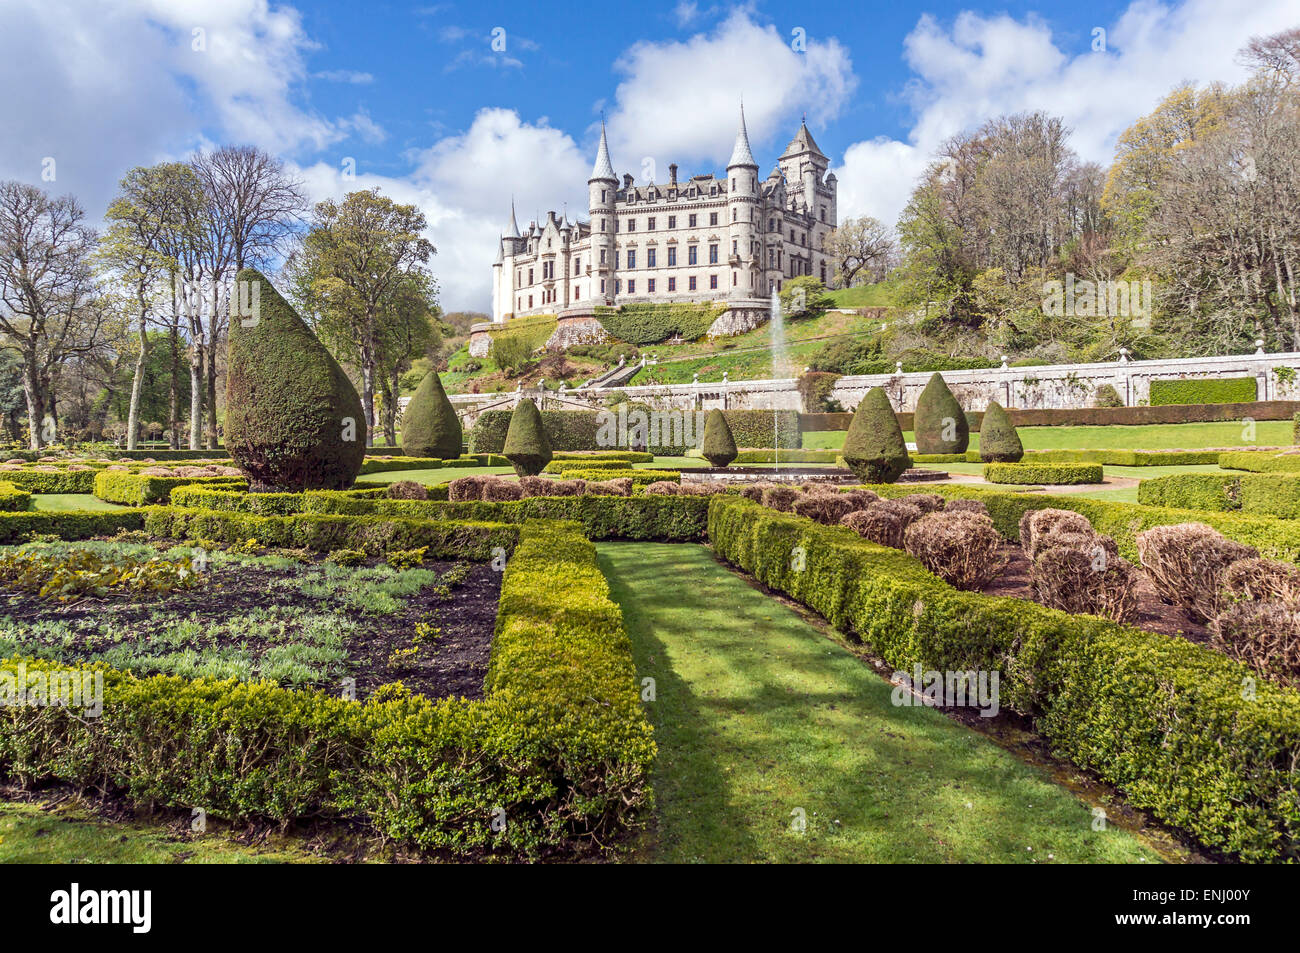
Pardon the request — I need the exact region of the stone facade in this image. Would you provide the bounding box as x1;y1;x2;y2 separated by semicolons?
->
490;108;837;335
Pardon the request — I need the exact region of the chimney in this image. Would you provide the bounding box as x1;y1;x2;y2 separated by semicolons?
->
622;173;634;190
668;163;678;186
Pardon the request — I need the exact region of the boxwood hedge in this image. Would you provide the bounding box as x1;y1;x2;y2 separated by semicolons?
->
707;495;1300;862
0;481;30;512
1139;471;1300;519
94;471;247;505
1149;376;1257;406
983;462;1103;485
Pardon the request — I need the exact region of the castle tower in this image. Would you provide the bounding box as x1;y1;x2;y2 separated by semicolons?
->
779;119;831;222
588;121;617;306
726;104;759;300
496;201;522;321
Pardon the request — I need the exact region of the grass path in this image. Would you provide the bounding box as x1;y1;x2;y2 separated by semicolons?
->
28;493;126;512
598;542;1163;864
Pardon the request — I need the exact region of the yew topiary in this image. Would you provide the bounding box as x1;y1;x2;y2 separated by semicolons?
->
503;398;553;476
700;408;738;467
402;370;462;459
913;373;968;454
841;387;911;483
978;401;1023;463
225;268;366;492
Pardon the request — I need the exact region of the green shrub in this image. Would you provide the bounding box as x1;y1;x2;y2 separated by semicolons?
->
1138;473;1240;511
384;546;428;569
358;457;445;475
983;463;1103;485
1294;411;1300;445
0;469;98;494
1092;383;1124;408
733;449;840;464
168;485;386;516
224;267;366;492
551;451;654;464
707;495;1300;862
701;409;737;467
1241;475;1300;519
503;398;553;477
543;459;631;473
401;371;462;459
1150;376;1256;406
94;471;246;506
594;302;725;345
978;401;1023;463
1220;451;1300;473
557;469;679;486
325;548;367;566
841;387;910;483
913;373;968;454
0;481;31;512
0;510;145;544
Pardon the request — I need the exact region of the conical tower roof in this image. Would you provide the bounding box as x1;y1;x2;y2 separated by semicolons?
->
590;122;616;181
727;104;757;168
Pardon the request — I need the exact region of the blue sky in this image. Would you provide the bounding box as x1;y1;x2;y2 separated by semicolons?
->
1;0;1295;311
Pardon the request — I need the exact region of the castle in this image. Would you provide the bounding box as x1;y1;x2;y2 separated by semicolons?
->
489;107;838;327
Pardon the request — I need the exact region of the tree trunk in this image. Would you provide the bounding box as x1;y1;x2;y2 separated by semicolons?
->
190;340;204;450
169;326;180;449
206;343;219;450
126;297;149;451
21;349;45;450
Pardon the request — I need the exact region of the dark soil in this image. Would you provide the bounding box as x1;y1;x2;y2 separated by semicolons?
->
980;542;1210;641
0;551;502;702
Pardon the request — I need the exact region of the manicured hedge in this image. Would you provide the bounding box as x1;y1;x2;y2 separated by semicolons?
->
143;507;517;559
983;462;1103;485
870;483;1300;562
1139;472;1300;519
0;481;30;512
733;449;840;464
0;510;146;544
1150;376;1257;406
1020;449;1223;466
911;453;968;464
1219;450;1300;473
1;469;98;493
594;301;725;345
557;469;679;486
470;409;800;455
543;459;632;473
94;471;246;505
0;518;655;856
551;451;654;464
707;495;1300;862
168;485;387;516
469;410;602;454
804;401;1300;432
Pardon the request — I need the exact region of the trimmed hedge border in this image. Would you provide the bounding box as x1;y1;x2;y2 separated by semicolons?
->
1;470;99;494
556;469;680;486
551;452;654;464
1219;450;1300;473
1140;472;1300;519
983;462;1104;485
707;495;1300;862
543;459;631;474
733;449;840;464
0;481;30;512
0;517;654;856
1150;376;1257;406
801;401;1300;432
0;510;145;543
470;409;800;455
94;471;247;505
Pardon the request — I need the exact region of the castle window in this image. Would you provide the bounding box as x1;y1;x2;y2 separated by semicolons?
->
601;190;607;202
648;217;655;230
731;178;736;193
688;245;698;265
820;264;826;282
708;244;718;264
667;247;676;266
574;256;580;272
600;248;607;264
732;272;737;286
616;280;621;293
628;279;636;294
574;285;581;299
820;206;826;222
615;251;620;268
647;248;656;268
768;249;774;267
668;215;676;228
528;268;534;284
769;218;775;232
627;249;636;268
648;279;655;293
600;218;606;231
528;294;533;308
688;214;697;227
709;274;718;290
688;276;697;291
732;240;737;254
709;212;718;226
600;279;606;293
732;209;737;223
668;277;676;291
627;218;635;232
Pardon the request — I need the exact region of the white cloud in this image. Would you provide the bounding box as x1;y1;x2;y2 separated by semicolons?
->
603;9;857;179
834;0;1300;229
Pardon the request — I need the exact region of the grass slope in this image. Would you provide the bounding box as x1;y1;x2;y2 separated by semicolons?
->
599;542;1159;864
805;420;1294;451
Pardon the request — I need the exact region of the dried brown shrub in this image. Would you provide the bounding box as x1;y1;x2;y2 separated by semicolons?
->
870;498;923;530
1031;546;1139;623
841;489;879;509
386;480;429;500
1020;508;1095;560
898;493;945;514
585;477;633;496
902;511;1007;590
1222;558;1300;605
761;485;801;512
1136;523;1258;622
643;481;679;496
481;478;524;501
944;498;988;517
1210;601;1300;687
792;492;857;526
550;479;587;496
676;482;726;496
840;508;907;549
447;476;486;501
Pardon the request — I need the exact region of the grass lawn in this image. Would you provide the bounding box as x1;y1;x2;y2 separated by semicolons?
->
804;420;1293;452
0;799;321;863
28;493;127;512
357;465;514;485
599;542;1163;864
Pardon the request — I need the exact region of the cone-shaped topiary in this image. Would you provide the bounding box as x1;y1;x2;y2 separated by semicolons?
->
842;387;911;483
225;267;366;492
503;397;552;476
401;369;462;458
700;409;738;467
913;372;969;454
979;400;1024;462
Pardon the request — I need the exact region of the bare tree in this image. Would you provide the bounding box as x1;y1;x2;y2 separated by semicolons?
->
0;182;107;448
824;216;896;287
192;145;307;272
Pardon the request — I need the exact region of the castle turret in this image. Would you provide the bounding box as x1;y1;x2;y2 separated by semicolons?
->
779;119;830;223
588;122;617;306
726;104;759;300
